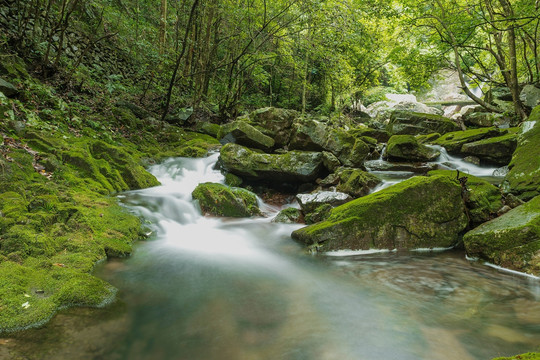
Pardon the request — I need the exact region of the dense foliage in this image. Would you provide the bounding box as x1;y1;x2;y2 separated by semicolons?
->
2;0;538;119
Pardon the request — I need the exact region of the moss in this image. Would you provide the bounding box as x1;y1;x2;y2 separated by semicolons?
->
503;106;540;200
335;168;381;197
416;133;441;144
428;170;503;224
387;135;440;162
433;127;504;153
492;353;540;360
463;196;540;275
305;204;332;224
273;207;303;224
192;182;261;217
292;175;468;251
461;133;518;165
224;173;243;187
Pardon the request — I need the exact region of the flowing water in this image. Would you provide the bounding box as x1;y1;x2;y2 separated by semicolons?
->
4;154;540;360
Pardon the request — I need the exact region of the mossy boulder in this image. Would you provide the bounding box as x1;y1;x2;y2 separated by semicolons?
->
386;135;440;162
219;143;324;184
503;106;540;200
0;78;19;97
387;111;460;135
463;195;540;276
349;127;391;143
288;118;328;151
334;167;382;197
433;127;506;154
218;120;275;151
272;207;303;224
292;175;468;251
428;170;503;224
461;133;518;165
192;182;261;217
246;107;299;147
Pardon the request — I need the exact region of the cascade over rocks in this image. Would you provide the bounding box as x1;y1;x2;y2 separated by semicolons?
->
386;135;440;162
464;195;540;276
219;143;324;185
503;105;540;200
433;127;508;154
292;175;468;252
387;111;460;135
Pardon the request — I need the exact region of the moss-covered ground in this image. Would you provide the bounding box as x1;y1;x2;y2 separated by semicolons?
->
0;54;220;332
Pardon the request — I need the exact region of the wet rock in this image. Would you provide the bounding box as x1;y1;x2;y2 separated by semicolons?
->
492;165;509;177
364;159;437;173
164;107;193;125
219;120;275;151
219;143;324;184
464;195;540;276
461;133;518;165
292;175;468;251
321;151;341;172
192;182;261;217
387;111;460;135
304;204;332;224
0;77;18;97
296;191;352;213
246;107;299;147
334;167;382;197
429;170;503;225
350;127;391;143
519;84;540;109
288;118;326;151
272;207;303;224
386;135;440;162
463;156;480;165
503;106;540;200
433;127;506;154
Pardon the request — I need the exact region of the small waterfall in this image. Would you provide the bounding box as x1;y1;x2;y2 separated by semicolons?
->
429;145;504;178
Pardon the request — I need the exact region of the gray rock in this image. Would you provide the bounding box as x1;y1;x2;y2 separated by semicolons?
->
219;143;324;184
296;191;352;213
219;120;275;151
520;85;540;109
387;111;460;135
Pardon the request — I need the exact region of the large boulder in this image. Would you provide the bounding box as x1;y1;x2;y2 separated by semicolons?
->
386;135;440;162
433;127;507;154
288;118;327;151
246;107;299;147
387;111;460;135
219;143;324;184
461;133;518;165
289;119;370;167
503;106;540;200
192;182;261;217
218;120;275;151
429;170;503;225
365;100;442;119
520;85;540;109
463;196;540;276
292;175;468;252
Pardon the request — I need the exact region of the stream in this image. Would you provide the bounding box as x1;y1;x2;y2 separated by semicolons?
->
4;153;540;360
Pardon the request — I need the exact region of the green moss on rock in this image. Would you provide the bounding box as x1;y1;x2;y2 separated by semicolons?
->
428;170;503;224
433;127;506;153
292;175;468;251
503;105;540;200
192;182;261;217
335;167;381;197
463;195;540;276
386;135;440;162
461;133;518;165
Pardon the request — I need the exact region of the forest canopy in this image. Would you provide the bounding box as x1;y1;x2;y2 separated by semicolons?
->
4;0;539;119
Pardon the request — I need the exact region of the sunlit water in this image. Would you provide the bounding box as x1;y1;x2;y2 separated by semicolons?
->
4;154;540;360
